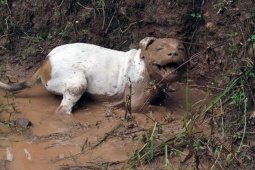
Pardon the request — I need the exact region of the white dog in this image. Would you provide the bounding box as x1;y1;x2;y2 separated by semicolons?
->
0;37;186;115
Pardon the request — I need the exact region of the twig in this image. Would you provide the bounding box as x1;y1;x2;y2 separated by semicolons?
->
76;2;93;10
215;137;244;167
119;20;144;33
189;25;199;52
5;0;11;14
240;131;255;134
92;122;123;149
234;18;247;60
104;1;123;33
125;77;132;119
188;84;225;91
203;143;224;170
0;46;7;51
101;1;106;30
119;129;146;136
0;119;14;126
60;161;123;169
58;0;64;8
49;139;89;163
81;138;88;153
105;11;115;33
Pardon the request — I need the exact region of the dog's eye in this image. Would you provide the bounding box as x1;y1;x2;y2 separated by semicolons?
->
178;47;185;51
157;47;163;51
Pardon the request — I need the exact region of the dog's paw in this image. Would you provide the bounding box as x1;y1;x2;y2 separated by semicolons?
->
55;105;73;116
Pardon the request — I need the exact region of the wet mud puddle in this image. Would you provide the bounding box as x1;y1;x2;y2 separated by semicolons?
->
0;82;210;169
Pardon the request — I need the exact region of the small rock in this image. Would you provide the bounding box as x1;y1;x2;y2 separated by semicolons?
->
24;148;31;160
206;22;214;28
250;111;255;119
6;147;13;161
59;154;65;159
15;118;32;128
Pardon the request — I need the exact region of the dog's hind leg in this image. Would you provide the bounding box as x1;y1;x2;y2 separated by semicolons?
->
55;79;87;115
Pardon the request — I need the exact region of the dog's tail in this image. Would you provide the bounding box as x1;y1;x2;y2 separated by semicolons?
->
0;69;41;91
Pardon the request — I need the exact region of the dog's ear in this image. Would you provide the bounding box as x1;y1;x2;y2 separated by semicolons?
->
139;37;156;58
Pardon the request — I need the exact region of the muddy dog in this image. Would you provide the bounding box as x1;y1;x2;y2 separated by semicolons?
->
0;37;187;115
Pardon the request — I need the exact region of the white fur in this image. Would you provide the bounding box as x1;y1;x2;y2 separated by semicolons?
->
45;43;146;114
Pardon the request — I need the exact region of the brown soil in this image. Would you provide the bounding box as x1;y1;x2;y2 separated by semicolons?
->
0;0;255;169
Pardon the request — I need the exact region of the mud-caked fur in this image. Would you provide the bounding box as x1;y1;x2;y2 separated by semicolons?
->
0;37;187;115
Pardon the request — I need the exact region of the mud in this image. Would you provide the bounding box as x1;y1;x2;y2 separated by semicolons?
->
0;82;210;169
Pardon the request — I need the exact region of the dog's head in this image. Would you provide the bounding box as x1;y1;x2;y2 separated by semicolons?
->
139;37;187;83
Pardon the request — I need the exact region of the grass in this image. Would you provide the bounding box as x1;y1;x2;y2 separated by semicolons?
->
123;61;254;169
41;12;255;170
248;34;255;49
96;0;104;8
126;102;196;169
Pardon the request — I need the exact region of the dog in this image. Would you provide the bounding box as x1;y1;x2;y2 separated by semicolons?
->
0;37;187;115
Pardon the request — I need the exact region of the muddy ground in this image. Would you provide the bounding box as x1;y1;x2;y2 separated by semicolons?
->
0;83;210;169
0;0;255;169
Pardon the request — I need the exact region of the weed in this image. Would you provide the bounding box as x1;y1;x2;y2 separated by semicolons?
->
58;22;74;39
0;0;7;5
68;154;77;161
21;46;38;60
126;122;186;169
59;29;68;37
227;32;237;38
164;145;174;168
247;34;255;42
47;30;59;40
4;16;15;30
96;0;104;8
248;34;255;49
54;11;61;16
47;33;53;39
0;66;5;81
125;63;254;169
212;2;225;10
190;12;202;21
82;28;88;35
35;34;44;42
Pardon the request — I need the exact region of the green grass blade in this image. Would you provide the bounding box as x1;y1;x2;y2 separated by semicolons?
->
203;67;253;114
